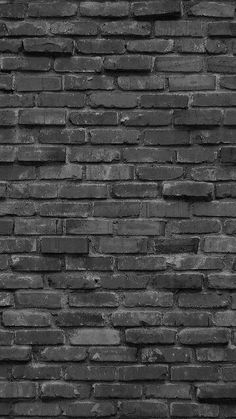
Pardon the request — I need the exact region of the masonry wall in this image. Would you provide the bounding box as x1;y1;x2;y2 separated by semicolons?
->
0;0;236;417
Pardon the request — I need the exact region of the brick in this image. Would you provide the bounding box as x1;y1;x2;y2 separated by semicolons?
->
155;56;204;72
41;382;80;399
28;1;78;17
58;184;108;199
118;75;165;91
225;110;236;125
69;328;120;345
174;109;222;126
163;181;214;201
0;75;13;91
177;147;216;163
111;311;161;327
14;402;61;416
90;347;137;362
125;328;176;344
121;111;171;126
144;129;190;145
190;1;235;17
0;382;36;399
23;38;74;55
101;21;151;37
170;402;219;417
169;75;216;91
137;166;183;180
123;147;175;163
132;0;181;16
155;21;206;37
15;330;64;345
220;76;236;90
204;236;236;253
124;291;173;307
0;2;27;18
171;366;219;381
86;165;133;180
51;21;98;36
80;2;129;17
94;383;141;398
90;92;138;109
146;384;191;399
141;201;189;218
207;57;236;73
69;292;118;307
197;383;236;401
41;237;89;254
0;110;17;126
65;365;116;381
2;310;51;327
154;238;199;254
39;346;86;362
54;57;102;73
70;111;118;126
95;237;148;254
175;38;205;54
65;75;114;91
17;145;65;162
179;292;229;308
2;57;50;71
39;92;84;108
62;401;115;417
167;219;221;234
56;311;105;326
118;365;168;381
208;22;236;36
76;39;125;54
193;93;236;107
70;146;120;162
163;311;209;327
15;291;62;308
118;256;167;271
179;328;229;345
39;128;86;144
113;183;158;198
12;256;61;272
119;401;168;417
104;55;152;72
19;109;66;126
127;39;173;54
16;75;61;92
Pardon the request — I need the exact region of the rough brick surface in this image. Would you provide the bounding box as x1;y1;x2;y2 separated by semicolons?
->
0;0;235;417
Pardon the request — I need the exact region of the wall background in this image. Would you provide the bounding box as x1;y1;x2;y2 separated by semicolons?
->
0;0;236;417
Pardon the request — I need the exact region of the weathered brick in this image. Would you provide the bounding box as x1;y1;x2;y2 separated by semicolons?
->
101;21;151;37
70;328;120;345
23;38;74;55
28;1;78;17
169;75;216;91
155;56;204;72
104;55;152;72
41;237;89;254
179;328;229;345
80;2;129;17
155;21;206;37
170;402;219;417
174;109;222;126
190;1;235;17
19;109;66;126
163;181;214;201
51;21;98;36
120;401;168;417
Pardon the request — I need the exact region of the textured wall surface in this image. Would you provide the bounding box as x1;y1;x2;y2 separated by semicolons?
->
1;0;236;417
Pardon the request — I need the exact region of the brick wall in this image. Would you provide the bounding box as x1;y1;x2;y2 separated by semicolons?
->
0;0;236;417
